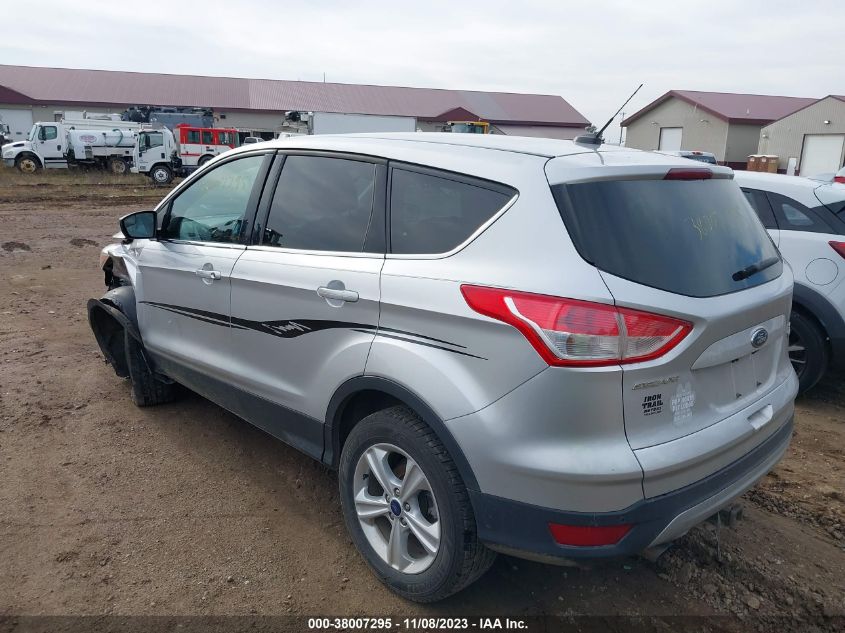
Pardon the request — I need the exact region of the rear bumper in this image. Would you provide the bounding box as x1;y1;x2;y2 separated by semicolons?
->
471;415;793;560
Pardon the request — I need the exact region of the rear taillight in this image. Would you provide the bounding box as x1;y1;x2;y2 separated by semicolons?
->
461;286;692;367
834;175;845;184
549;523;632;547
830;241;845;260
664;167;712;180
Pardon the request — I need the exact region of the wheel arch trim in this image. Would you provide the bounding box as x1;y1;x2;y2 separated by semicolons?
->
323;376;480;492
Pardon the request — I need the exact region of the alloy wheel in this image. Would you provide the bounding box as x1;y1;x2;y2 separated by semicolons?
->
353;443;440;574
788;327;807;380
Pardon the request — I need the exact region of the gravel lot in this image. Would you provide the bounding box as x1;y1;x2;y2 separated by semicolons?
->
0;169;843;631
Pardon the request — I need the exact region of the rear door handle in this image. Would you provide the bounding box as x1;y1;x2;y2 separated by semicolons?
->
317;286;359;303
195;269;222;280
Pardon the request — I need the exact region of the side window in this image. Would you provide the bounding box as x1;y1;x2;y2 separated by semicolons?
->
42;126;58;141
202;130;214;144
162;155;264;243
766;192;833;233
263;155;376;252
186;130;201;144
741;188;777;229
218;131;232;145
146;132;164;149
389;168;514;254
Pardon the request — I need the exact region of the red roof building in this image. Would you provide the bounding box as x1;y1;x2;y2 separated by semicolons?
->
0;64;589;141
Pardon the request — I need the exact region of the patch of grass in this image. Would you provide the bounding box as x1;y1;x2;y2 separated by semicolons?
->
0;161;152;187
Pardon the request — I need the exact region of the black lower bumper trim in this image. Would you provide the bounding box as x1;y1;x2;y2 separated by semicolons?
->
470;417;793;559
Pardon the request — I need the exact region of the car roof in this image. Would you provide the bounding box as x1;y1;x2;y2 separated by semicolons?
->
734;170;845;206
226;132;730;178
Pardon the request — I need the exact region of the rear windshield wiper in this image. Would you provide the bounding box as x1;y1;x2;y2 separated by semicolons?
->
732;256;780;282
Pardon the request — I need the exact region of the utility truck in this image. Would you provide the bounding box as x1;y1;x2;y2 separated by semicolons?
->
132;124;239;184
2;114;141;174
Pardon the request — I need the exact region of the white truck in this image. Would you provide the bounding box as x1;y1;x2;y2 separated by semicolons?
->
132;125;238;184
2;114;141;174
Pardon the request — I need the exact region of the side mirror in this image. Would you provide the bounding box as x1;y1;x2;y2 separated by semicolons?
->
119;210;157;240
37;127;46;141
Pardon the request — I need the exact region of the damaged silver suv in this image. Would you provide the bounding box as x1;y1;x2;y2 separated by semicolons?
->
89;133;797;602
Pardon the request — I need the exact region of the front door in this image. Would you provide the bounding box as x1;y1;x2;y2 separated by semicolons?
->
227;153;385;452
36;124;66;168
136;152;272;380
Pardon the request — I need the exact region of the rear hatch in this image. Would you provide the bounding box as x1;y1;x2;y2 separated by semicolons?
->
550;168;793;451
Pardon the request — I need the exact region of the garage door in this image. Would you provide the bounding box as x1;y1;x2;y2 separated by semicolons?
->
0;108;33;141
659;127;683;151
800;134;845;177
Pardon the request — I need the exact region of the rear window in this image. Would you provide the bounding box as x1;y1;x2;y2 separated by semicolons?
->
553;179;782;297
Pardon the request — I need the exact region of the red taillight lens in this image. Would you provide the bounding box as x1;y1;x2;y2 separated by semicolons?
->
830;241;845;260
549;523;632;547
834;176;845;184
461;285;692;367
664;168;712;180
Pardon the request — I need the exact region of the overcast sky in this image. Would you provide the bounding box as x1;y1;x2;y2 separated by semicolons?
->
3;0;843;141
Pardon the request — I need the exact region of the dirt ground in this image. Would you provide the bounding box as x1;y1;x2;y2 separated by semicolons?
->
0;168;843;631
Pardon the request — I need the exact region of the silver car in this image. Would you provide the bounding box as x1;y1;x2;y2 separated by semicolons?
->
89;133;798;602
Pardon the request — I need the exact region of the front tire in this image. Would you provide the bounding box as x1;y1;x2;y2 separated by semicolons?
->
125;334;176;407
149;164;173;185
789;310;828;394
15;155;40;173
339;406;495;602
197;155;213;167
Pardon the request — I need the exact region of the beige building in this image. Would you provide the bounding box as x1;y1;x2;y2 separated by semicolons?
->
622;90;816;168
757;96;845;175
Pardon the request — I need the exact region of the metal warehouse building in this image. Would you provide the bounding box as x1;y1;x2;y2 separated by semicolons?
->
757;95;845;176
621;90;816;167
0;64;589;143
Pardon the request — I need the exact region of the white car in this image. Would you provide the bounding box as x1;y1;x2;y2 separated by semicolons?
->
735;171;845;392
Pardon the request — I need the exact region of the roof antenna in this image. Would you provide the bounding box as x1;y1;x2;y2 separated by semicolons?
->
574;83;643;146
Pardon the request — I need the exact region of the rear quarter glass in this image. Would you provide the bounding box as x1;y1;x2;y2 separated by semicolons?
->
552;179;782;298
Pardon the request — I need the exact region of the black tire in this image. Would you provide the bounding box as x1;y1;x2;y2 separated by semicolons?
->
149;164;173;185
125;333;176;407
15;154;41;173
108;157;128;175
197;155;213;166
339;406;496;602
789;310;829;395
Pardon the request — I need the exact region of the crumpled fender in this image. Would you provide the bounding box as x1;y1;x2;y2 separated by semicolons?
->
87;286;141;378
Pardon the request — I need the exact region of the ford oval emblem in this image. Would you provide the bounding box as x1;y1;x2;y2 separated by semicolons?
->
751;328;768;349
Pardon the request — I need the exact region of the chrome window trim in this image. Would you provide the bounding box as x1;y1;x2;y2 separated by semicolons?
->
245;244;385;259
158;239;246;250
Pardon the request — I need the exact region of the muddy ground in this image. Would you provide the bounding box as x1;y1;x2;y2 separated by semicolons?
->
0;168;843;632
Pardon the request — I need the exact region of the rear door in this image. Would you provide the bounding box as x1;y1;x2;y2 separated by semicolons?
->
137;151;272;377
226;151;385;445
553;175;792;452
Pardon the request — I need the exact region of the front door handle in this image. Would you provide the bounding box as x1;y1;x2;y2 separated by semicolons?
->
195;269;222;280
317;286;359;303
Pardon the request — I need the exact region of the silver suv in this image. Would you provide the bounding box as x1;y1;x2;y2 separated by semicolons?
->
88;133;798;602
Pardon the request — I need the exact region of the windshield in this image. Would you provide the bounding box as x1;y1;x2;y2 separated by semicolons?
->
27;124;37;142
552;178;782;297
